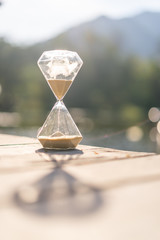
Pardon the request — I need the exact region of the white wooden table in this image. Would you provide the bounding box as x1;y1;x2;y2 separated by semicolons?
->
0;134;160;240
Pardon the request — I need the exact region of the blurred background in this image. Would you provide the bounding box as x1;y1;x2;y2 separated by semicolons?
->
0;0;160;152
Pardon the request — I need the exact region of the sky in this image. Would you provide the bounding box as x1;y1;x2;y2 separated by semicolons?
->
0;0;160;45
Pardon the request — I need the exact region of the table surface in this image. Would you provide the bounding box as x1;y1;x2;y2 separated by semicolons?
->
0;134;160;240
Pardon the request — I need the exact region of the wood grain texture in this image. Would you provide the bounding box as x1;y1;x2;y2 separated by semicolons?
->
0;134;160;240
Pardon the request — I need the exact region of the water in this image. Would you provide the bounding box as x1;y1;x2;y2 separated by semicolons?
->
82;130;157;153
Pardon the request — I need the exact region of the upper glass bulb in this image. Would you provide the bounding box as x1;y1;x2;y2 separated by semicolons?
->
38;50;83;81
38;50;83;100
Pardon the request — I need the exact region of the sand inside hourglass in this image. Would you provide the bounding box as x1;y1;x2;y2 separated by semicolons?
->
48;79;72;100
38;135;82;149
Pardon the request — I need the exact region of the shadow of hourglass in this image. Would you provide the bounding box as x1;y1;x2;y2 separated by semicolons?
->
13;148;103;216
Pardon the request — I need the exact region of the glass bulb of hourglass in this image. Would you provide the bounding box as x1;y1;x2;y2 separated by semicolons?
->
38;101;82;149
38;50;83;100
37;50;83;149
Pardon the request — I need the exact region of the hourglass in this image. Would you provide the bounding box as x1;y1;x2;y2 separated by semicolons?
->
37;50;83;149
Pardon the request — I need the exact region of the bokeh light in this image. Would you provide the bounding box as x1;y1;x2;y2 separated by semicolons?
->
149;127;157;142
126;126;143;142
156;132;160;146
148;107;160;122
157;121;160;134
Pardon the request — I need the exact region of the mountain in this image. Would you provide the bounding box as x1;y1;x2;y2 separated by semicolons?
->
34;11;160;59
